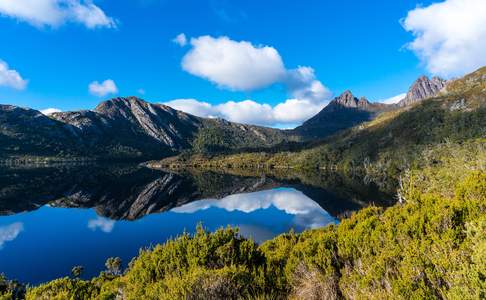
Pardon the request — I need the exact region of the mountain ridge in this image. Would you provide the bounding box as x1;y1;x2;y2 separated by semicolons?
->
0;96;290;161
0;73;455;162
293;90;393;139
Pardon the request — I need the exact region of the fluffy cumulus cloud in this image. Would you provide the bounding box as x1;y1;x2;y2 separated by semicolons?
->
0;59;27;90
285;66;330;102
165;96;330;127
88;79;118;97
402;0;486;77
165;65;331;127
0;0;116;29
182;35;286;91
171;35;332;127
40;108;62;115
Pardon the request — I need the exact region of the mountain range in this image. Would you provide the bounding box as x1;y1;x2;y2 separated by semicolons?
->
0;73;451;162
0;97;289;161
158;66;485;178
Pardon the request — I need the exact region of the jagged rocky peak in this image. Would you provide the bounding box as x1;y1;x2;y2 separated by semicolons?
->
332;90;371;108
398;75;447;107
96;96;152;113
335;90;358;107
94;96;181;120
358;96;371;107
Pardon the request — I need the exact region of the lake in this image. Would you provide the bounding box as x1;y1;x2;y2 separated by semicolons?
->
0;164;394;284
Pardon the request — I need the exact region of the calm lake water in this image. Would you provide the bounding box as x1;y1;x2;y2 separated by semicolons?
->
0;164;393;284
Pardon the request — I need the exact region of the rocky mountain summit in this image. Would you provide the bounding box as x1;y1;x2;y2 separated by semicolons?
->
398;76;447;107
294;90;392;139
327;90;390;112
293;74;449;139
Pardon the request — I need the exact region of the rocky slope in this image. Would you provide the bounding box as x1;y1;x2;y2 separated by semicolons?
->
0;97;289;161
293;90;392;139
397;75;447;107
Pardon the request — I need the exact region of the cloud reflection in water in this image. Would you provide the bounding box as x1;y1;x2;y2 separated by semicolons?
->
0;222;24;249
172;188;337;241
88;217;115;233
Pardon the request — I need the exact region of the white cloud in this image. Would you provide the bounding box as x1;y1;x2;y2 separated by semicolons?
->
172;33;187;46
0;0;116;29
137;88;146;95
164;98;215;117
175;36;332;127
0;59;27;90
89;79;118;97
285;66;331;103
40;108;62;115
402;0;486;77
0;222;24;248
272;98;326;124
379;93;406;104
88;216;115;233
182;35;286;91
164;68;332;127
165;97;329;127
216;100;274;125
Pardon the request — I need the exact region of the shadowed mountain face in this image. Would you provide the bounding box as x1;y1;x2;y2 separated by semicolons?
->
293;90;393;139
0;164;393;220
0;105;84;158
0;97;288;161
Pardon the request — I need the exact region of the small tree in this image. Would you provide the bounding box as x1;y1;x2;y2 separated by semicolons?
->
71;266;84;279
105;257;122;276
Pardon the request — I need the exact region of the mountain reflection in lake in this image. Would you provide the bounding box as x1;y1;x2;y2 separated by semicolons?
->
0;164;393;284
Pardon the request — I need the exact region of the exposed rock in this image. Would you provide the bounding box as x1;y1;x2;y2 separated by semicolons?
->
398;76;446;107
449;98;467;111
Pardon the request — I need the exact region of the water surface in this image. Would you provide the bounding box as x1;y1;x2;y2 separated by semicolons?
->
0;164;393;284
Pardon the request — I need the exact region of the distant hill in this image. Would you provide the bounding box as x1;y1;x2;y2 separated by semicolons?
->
0;97;289;161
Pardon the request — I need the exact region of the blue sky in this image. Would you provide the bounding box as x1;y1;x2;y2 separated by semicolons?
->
0;0;485;127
